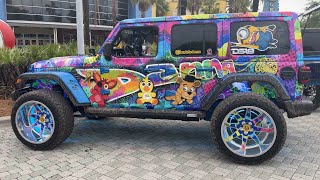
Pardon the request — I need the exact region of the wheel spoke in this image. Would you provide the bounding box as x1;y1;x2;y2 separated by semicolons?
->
245;108;251;120
253;126;274;133
224;122;238;129
236;134;249;155
33;103;42;113
241;134;249;150
224;130;242;142
251;114;266;125
231;111;244;121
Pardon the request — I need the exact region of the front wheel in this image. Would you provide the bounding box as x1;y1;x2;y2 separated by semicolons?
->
11;90;74;150
211;93;287;164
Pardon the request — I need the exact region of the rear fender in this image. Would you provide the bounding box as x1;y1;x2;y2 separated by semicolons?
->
201;73;291;111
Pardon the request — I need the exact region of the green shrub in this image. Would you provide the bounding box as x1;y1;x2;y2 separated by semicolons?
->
0;43;100;99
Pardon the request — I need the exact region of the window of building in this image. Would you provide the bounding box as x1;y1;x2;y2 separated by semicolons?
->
230;21;290;55
171;24;217;56
112;27;158;57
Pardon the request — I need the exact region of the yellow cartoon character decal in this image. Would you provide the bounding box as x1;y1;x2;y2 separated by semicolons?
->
137;77;158;105
165;75;201;105
233;24;278;51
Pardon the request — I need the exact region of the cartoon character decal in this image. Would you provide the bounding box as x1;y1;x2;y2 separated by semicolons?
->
89;72;117;107
232;25;278;51
165;75;201;105
137;77;158;105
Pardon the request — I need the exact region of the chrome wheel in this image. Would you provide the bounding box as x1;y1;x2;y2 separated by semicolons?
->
15;101;55;144
221;106;276;158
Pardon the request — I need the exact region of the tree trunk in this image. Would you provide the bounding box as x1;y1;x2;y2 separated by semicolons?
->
180;0;187;15
191;0;195;15
252;0;259;12
112;0;117;26
83;0;90;46
141;11;146;18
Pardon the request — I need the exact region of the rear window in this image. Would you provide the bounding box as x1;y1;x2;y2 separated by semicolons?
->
171;24;217;56
230;21;290;55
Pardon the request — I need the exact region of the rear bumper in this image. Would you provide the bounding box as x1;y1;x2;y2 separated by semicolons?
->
283;97;313;118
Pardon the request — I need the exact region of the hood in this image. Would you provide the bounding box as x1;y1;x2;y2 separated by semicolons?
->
29;56;100;72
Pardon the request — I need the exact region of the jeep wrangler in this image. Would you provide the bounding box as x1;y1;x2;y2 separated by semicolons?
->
11;12;315;163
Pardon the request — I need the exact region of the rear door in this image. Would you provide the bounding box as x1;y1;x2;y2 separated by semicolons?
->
226;16;296;99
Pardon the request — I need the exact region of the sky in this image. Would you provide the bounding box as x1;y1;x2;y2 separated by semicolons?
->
279;0;309;13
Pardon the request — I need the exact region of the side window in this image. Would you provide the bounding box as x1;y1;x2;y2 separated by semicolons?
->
230;21;290;55
171;24;217;56
112;27;158;57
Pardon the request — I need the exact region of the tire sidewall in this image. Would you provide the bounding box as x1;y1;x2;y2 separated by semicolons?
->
211;93;286;163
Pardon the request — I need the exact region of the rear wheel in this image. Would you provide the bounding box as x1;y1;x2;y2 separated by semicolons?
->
211;93;286;164
11;90;74;150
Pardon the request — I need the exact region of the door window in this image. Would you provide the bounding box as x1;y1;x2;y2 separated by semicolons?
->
112;27;158;57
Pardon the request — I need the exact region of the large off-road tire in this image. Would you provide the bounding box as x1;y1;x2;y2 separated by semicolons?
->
11;89;74;150
211;93;287;164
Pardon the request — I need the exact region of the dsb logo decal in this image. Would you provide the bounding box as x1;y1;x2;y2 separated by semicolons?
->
231;48;255;55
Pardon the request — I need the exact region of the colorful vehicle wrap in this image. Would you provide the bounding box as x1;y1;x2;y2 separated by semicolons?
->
27;12;304;111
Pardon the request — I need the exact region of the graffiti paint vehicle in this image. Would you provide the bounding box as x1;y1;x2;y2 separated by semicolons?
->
11;12;315;163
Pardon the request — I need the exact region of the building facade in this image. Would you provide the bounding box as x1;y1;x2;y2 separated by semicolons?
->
2;0;129;47
152;0;227;17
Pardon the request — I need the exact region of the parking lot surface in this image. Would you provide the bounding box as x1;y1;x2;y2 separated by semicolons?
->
1;110;320;180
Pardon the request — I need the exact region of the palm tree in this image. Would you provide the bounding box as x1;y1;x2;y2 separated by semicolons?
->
187;0;202;15
227;0;251;13
201;0;221;14
156;0;170;16
130;0;156;18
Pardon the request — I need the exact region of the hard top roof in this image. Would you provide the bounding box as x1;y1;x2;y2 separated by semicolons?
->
121;11;297;24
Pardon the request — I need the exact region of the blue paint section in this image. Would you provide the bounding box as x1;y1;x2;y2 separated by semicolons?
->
0;0;6;21
23;72;90;104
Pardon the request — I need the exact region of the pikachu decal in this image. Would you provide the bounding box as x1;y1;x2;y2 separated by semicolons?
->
137;77;158;105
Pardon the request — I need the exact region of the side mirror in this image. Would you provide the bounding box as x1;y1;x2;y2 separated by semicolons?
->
89;48;96;56
103;43;112;60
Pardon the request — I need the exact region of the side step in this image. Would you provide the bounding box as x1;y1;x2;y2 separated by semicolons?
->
84;107;206;121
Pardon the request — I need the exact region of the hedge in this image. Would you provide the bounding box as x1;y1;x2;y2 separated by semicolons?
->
0;43;100;99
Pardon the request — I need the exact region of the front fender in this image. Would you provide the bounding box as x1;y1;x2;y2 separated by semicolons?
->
12;72;90;106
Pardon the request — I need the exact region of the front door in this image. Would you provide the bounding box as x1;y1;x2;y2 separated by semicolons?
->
95;23;165;108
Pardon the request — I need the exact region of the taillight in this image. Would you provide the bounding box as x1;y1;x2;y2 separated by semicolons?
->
298;66;312;84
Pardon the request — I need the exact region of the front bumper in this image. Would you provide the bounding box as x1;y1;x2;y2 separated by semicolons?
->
283;96;313;118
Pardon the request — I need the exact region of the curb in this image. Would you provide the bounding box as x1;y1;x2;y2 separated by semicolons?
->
0;116;10;121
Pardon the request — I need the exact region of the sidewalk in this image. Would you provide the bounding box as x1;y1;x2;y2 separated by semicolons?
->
0;116;10;121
